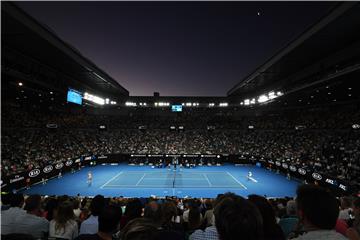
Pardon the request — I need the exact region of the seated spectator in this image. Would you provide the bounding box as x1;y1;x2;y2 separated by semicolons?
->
120;199;143;229
49;201;78;239
79;195;105;235
186;206;202;235
279;200;299;238
144;200;161;224
339;196;353;220
189;223;218;240
2;194;49;239
159;201;185;237
202;199;214;227
1;194;26;235
120;218;160;240
346;197;360;240
248;194;285;240
75;205;122;240
44;197;59;221
73;199;81;219
189;194;227;240
335;218;349;236
214;192;263;240
293;185;347;240
184;200;202;224
190;192;262;240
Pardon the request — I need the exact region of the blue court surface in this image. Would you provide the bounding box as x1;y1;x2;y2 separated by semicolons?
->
22;164;300;198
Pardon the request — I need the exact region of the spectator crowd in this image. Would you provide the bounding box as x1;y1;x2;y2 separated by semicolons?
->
1;105;359;185
1;185;360;240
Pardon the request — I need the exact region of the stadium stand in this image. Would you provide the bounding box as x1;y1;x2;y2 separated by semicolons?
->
1;2;360;240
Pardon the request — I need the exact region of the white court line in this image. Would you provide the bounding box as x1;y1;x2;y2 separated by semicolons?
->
249;177;258;183
203;173;212;187
145;176;204;180
100;171;123;189
114;171;229;174
102;185;172;188
102;185;246;188
136;173;147;186
226;172;247;189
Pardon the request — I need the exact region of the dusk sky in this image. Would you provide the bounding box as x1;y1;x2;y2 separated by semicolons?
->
17;2;334;96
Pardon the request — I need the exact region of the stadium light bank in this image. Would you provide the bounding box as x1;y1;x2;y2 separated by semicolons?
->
83;92;116;105
240;91;283;106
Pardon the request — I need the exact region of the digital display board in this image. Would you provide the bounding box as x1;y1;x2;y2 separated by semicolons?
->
67;89;82;105
171;105;182;112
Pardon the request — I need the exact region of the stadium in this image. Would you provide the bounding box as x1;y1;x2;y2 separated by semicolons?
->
1;1;360;240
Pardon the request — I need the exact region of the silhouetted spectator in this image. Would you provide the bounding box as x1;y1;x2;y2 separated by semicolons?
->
2;194;49;239
248;194;285;240
214;193;263;240
293;185;346;240
75;205;122;240
79;195;105;235
49;201;78;239
120;199;143;229
279;199;299;238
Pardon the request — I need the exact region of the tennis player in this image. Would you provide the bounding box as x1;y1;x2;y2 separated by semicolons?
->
173;158;178;171
87;171;93;186
247;171;252;181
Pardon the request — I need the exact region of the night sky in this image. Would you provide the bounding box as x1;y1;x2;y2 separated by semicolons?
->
17;2;334;96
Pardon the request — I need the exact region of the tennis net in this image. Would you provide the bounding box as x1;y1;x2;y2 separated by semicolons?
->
172;168;177;188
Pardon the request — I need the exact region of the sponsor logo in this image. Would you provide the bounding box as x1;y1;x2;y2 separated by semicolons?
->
10;176;24;183
85;156;92;160
43;165;53;173
290;166;297;172
29;169;41;178
298;168;307;175
65;160;73;166
312;172;322;180
46;123;58;129
98;155;108;159
1;180;7;188
339;184;347;191
55;163;64;169
325;178;335;185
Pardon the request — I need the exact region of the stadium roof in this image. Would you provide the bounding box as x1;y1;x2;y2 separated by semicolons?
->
2;2;129;98
227;2;360;98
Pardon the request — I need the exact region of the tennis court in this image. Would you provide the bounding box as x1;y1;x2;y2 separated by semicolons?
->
100;171;247;189
22;163;300;198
